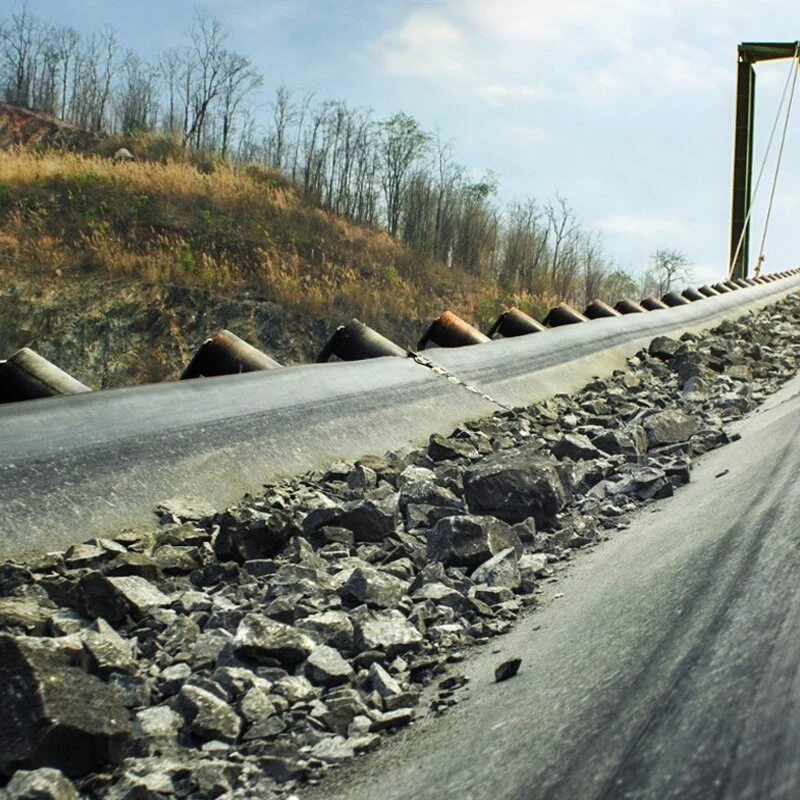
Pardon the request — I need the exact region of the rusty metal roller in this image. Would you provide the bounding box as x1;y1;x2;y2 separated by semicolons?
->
713;282;733;293
417;311;490;349
542;303;589;327
583;299;621;319
181;330;281;379
733;278;750;288
614;298;647;314
662;292;693;307
681;287;706;302
486;308;547;338
723;280;741;291
698;285;721;297
317;318;407;362
640;295;670;310
0;348;91;405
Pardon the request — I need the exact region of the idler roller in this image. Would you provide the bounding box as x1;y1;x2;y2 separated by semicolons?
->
615;298;647;314
661;292;692;307
697;285;720;297
681;287;706;302
417;311;490;349
583;299;621;319
317;319;407;362
640;295;669;310
487;308;547;338
0;348;91;405
542;303;589;327
181;330;281;379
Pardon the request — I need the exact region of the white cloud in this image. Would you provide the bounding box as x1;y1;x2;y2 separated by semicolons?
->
586;40;729;98
377;10;467;78
596;214;686;238
504;123;548;144
475;83;549;106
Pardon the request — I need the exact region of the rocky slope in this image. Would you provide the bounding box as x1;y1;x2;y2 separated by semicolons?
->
1;294;799;799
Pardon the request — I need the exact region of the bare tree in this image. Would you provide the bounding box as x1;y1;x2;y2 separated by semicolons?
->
642;248;693;296
270;84;296;170
217;50;261;158
116;51;159;133
52;25;80;119
183;13;227;148
0;6;39;107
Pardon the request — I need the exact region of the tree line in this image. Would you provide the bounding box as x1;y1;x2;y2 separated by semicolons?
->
1;5;683;306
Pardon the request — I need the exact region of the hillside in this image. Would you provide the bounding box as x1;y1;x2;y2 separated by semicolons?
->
0;136;528;388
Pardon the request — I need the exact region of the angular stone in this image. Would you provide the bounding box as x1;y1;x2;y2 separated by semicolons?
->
347;464;378;491
398;480;462;513
303;645;354;687
0;564;35;597
551;433;602;462
0;634;131;778
132;706;183;743
593;426;647;457
156;495;216;522
339;565;408;610
3;767;79;800
0;597;54;635
428;433;479;462
274;675;317;704
233;614;315;666
649;336;681;360
267;563;335;599
368;707;414;731
310;735;355;763
643;410;698;447
397;465;435;488
352;609;423;656
176;685;241;743
78;573;170;623
471;548;521;590
213;507;299;563
411;582;470;614
464;450;570;528
426;515;521;570
149;546;202;575
622;467;674;501
495;657;522;682
296;611;355;655
331;498;400;544
80;618;136;678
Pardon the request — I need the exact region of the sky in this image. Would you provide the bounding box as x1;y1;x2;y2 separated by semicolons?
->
20;0;800;285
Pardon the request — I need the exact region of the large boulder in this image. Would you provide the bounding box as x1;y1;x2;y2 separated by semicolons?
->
463;450;569;528
643;410;698;447
0;635;131;778
426;515;521;570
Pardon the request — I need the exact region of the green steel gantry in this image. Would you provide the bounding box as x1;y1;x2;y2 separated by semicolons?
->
730;41;799;279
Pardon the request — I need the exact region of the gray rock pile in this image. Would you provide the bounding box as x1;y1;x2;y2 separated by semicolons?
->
2;295;800;798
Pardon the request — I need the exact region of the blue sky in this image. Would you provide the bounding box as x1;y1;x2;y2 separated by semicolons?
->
21;0;800;284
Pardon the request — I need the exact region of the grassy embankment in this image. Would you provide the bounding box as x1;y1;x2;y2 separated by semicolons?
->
0;146;554;340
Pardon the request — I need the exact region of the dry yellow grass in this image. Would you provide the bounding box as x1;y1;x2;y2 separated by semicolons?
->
0;148;512;328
